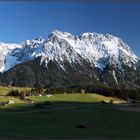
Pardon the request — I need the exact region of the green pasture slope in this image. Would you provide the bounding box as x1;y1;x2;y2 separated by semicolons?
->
0;86;31;95
28;93;118;103
0;93;140;139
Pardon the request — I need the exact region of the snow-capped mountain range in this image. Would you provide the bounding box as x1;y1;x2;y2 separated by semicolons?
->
0;30;139;73
0;30;139;88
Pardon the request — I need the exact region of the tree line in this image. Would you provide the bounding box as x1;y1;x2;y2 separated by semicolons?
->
7;86;44;99
7;84;140;101
45;84;140;101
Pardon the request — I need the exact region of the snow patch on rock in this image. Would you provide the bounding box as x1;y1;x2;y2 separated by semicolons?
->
0;30;139;74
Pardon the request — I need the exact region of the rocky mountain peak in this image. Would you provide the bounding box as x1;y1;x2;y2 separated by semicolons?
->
0;30;138;74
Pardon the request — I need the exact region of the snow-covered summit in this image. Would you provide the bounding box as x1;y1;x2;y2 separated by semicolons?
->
47;30;138;70
0;30;139;73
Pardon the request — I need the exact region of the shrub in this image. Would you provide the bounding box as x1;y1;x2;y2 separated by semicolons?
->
8;90;20;97
109;99;113;104
101;100;107;104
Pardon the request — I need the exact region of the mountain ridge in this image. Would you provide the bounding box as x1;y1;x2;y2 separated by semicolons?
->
0;30;139;88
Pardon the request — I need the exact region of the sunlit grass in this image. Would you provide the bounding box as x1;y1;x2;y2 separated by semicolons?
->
28;93;121;103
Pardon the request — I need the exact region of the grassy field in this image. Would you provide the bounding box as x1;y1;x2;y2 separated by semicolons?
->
0;93;139;139
0;93;120;112
28;93;122;103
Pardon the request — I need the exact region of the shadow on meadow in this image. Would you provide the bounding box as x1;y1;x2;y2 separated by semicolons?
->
0;101;140;139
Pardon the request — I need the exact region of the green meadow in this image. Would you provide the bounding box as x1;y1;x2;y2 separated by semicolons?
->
0;88;139;139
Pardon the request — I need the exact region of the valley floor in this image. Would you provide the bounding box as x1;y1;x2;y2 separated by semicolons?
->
0;93;139;139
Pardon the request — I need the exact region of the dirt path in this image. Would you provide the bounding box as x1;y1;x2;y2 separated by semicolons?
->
116;103;140;112
0;104;92;115
2;102;140;114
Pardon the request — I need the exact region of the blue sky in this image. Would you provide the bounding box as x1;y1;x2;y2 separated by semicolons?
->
0;2;140;56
